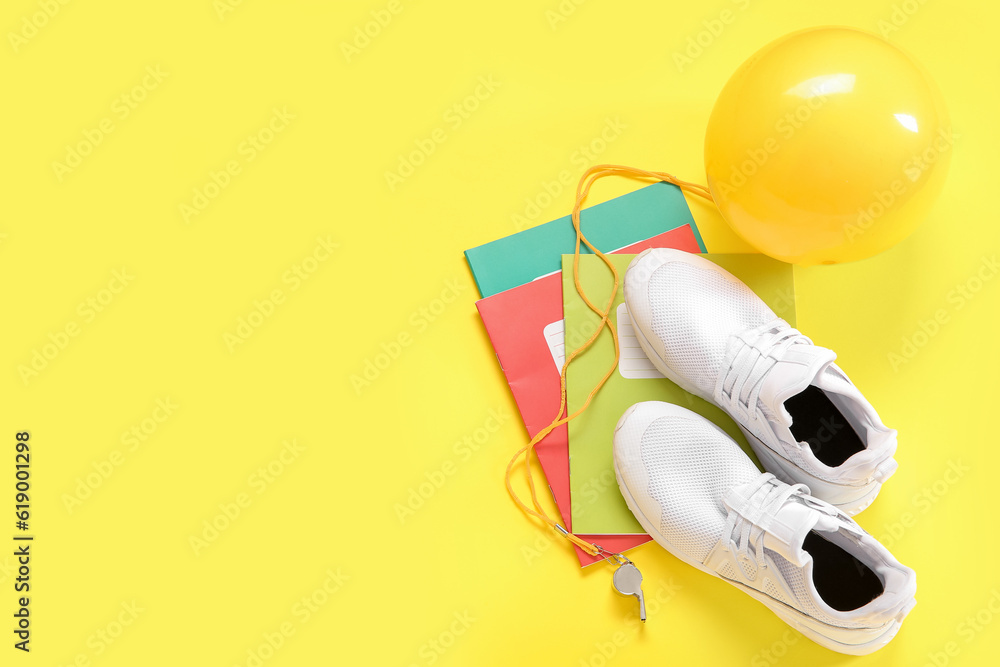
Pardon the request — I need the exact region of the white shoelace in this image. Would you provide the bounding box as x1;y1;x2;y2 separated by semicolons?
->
721;473;810;580
716;319;813;421
722;473;855;581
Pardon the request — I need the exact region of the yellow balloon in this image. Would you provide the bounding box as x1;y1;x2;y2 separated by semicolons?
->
705;27;951;265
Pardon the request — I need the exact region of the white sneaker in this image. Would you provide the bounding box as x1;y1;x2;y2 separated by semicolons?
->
613;401;916;655
623;248;898;515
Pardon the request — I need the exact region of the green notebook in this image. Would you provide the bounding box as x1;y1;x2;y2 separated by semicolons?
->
563;253;797;534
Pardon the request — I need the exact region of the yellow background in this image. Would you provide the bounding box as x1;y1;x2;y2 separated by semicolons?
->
1;1;996;665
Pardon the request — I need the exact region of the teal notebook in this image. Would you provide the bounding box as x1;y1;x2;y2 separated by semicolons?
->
464;183;705;298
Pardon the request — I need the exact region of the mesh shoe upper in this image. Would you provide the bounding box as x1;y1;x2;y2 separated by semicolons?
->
632;406;760;562
645;259;778;396
623;248;898;514
613;401;917;655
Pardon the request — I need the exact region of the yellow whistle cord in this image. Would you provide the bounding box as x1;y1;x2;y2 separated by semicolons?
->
503;164;715;559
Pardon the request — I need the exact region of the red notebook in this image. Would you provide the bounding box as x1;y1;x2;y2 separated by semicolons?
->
476;225;702;565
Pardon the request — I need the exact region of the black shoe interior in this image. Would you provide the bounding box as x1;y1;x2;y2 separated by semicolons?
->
803;531;884;611
785;385;865;466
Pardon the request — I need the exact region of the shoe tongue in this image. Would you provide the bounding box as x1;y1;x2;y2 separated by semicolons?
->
760;501;834;567
724;479;839;568
759;344;838;427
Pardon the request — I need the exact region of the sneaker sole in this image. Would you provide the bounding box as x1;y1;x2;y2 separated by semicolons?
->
612;455;904;655
738;425;881;516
